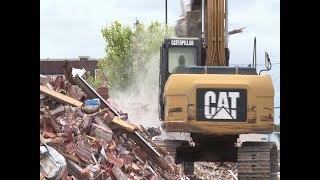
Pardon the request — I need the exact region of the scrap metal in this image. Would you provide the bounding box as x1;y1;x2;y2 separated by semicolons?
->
40;145;67;180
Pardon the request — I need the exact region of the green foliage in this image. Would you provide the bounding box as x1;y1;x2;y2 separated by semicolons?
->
87;20;173;92
274;123;280;142
86;75;103;88
275;124;280;132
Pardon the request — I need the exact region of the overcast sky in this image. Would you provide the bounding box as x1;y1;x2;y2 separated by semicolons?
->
40;0;280;123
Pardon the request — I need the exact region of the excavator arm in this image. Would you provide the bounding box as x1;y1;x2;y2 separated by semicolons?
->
175;0;245;66
206;0;226;66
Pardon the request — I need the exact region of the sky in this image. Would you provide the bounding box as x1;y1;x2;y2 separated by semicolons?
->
40;0;280;123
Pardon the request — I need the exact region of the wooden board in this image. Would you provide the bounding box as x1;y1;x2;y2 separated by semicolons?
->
111;117;136;132
40;85;83;107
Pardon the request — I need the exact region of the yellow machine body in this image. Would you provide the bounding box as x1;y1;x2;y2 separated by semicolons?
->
164;73;274;135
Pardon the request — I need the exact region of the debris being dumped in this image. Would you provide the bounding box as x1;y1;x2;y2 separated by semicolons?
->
174;0;245;38
40;62;188;180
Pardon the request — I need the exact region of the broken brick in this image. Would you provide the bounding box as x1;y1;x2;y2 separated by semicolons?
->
110;166;127;180
114;135;120;144
93;113;113;130
66;85;86;101
165;155;177;174
81;115;93;134
87;165;101;179
108;141;117;152
63;124;74;142
66;159;83;180
130;162;141;173
75;107;84;118
107;123;120;131
105;152;124;168
43;113;60;134
118;151;135;168
50;105;65;118
103;161;115;175
103;112;114;125
53;76;65;91
40;99;45;108
66;142;78;155
43;131;56;138
75;141;92;164
90;123;113;144
95;87;109;100
81;169;91;180
132;147;148;163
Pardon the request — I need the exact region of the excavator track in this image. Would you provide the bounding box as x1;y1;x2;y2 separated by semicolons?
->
238;141;279;180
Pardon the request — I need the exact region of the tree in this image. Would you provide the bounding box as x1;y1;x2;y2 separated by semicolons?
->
274;123;280;142
275;124;280;132
87;20;173;94
87;21;134;90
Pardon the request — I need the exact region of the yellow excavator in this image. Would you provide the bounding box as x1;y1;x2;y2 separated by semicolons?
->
158;0;279;179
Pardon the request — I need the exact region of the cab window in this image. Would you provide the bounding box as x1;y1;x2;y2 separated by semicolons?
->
168;47;197;73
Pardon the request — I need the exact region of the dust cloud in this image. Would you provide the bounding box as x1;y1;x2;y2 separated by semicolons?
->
110;54;162;128
109;54;190;140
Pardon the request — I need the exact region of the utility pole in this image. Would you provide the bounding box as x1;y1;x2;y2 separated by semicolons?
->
134;17;140;27
165;0;167;25
165;0;168;37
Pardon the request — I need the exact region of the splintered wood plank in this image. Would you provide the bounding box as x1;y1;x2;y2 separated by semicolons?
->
111;117;136;132
40;85;83;107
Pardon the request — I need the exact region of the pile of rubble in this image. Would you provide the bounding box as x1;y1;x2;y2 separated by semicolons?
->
40;103;183;179
40;62;188;180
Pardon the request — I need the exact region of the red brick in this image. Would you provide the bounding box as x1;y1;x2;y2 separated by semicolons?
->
106;152;124;168
75;142;92;164
81;169;91;180
110;166;127;180
90;123;113;144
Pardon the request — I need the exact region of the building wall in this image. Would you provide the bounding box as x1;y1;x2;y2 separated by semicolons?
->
40;56;99;79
